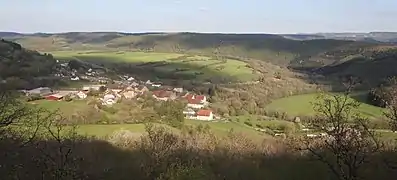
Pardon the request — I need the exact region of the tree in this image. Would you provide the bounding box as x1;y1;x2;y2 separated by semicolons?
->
294;82;381;180
378;77;397;132
155;100;185;128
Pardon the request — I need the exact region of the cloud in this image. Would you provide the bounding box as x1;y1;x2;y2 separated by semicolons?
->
173;0;182;4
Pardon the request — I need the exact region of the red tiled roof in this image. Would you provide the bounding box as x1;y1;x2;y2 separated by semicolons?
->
195;95;205;101
187;98;202;104
185;94;206;104
196;109;212;116
153;90;173;98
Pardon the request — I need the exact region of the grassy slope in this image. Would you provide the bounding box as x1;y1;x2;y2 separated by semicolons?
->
316;49;397;88
266;93;384;118
31;100;266;138
50;51;258;82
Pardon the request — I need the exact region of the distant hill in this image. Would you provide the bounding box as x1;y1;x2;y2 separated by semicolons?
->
2;32;392;68
315;49;397;88
283;32;397;43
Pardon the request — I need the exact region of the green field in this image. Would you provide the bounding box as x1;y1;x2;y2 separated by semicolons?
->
31;100;265;139
49;51;257;82
266;93;385;118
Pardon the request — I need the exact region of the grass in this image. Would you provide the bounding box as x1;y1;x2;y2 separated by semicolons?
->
49;50;257;82
31;99;90;115
185;119;266;139
29;100;265;139
266;92;385;118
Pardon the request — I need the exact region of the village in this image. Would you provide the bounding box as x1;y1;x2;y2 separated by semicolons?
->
22;73;217;121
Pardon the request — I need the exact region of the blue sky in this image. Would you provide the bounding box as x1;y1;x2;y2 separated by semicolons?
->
0;0;396;33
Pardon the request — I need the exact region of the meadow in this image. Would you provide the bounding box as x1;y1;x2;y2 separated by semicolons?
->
49;50;258;82
266;92;385;118
30;100;267;139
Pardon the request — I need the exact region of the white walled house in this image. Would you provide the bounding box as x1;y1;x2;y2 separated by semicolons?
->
76;91;87;99
196;110;214;121
173;88;184;93
122;90;136;99
185;94;207;109
187;103;205;109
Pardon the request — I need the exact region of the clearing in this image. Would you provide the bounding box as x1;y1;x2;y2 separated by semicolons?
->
49;51;258;82
266;92;385;118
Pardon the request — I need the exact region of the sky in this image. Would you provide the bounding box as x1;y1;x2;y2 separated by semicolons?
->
0;0;396;34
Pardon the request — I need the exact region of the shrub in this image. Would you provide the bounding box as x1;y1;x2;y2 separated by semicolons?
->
26;94;44;102
244;121;253;127
255;124;264;129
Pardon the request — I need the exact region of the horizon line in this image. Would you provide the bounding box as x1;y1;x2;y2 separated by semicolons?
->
1;30;397;35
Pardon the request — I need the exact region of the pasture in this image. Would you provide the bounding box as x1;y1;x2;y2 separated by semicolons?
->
49;51;257;82
30;100;265;139
266;93;385;118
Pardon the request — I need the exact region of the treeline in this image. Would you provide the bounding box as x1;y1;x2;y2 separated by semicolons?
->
0;39;58;89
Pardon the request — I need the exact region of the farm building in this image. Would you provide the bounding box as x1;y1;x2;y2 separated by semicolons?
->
45;91;76;101
45;94;64;101
196;109;214;121
26;87;53;96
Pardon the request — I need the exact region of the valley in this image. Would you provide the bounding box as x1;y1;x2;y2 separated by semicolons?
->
2;31;397;180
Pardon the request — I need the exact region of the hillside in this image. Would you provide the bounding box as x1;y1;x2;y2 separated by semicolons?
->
315;49;397;89
1;32;389;68
0;39;58;89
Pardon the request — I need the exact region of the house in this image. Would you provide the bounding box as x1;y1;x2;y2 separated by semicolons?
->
183;108;196;119
27;87;53;96
135;86;149;94
186;98;205;109
151;83;161;87
101;94;117;106
71;76;80;81
130;82;139;87
196;109;214;121
104;94;116;100
102;98;116;106
127;77;135;81
122;90;136;99
108;89;123;94
195;95;207;104
185;94;208;109
60;63;68;67
152;90;176;101
185;94;207;104
76;91;87;99
145;80;152;85
173;88;184;93
82;85;105;91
